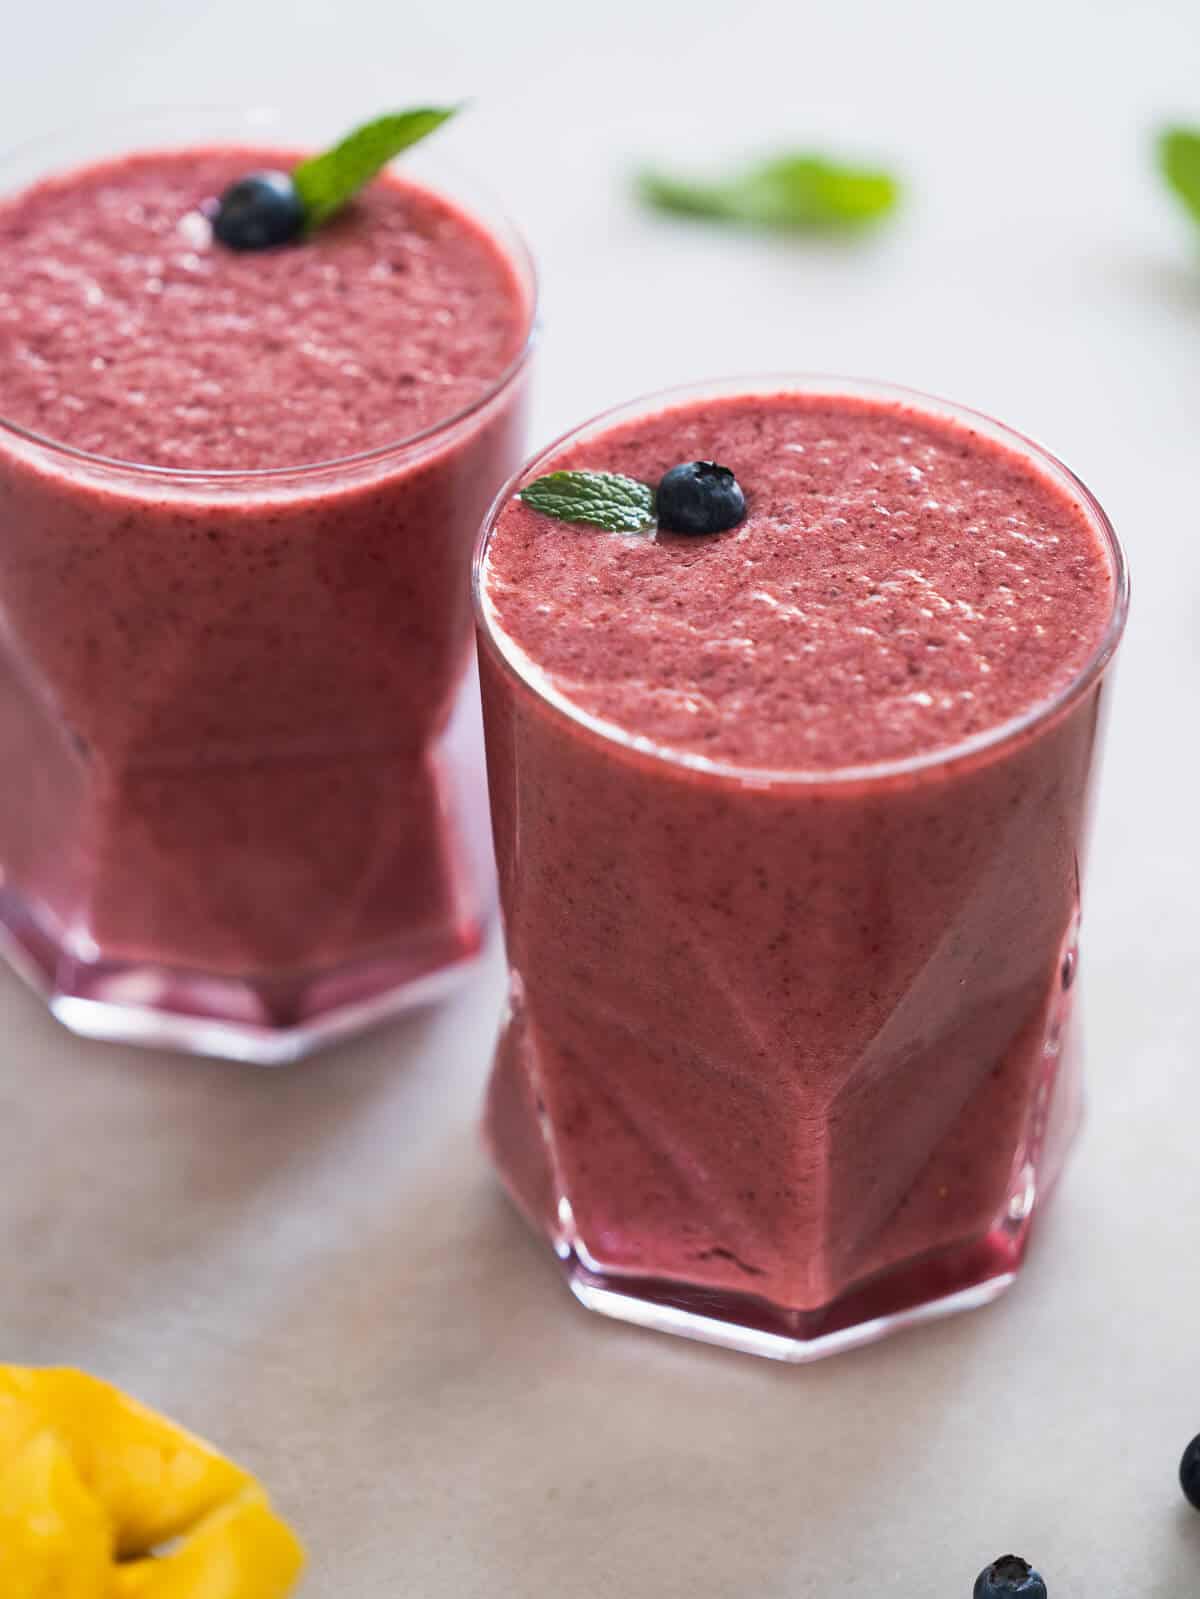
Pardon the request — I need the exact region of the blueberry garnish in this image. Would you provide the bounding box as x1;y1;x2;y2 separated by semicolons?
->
1181;1433;1200;1509
655;460;746;536
212;170;306;252
973;1555;1047;1599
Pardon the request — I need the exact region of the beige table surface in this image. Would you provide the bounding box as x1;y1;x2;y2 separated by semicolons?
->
3;0;1199;1593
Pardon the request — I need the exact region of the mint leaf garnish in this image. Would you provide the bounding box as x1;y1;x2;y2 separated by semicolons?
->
520;471;656;533
638;152;900;230
293;107;458;229
1159;126;1200;226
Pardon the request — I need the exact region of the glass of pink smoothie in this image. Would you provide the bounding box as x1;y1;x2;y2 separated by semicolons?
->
0;109;536;1062
474;376;1128;1362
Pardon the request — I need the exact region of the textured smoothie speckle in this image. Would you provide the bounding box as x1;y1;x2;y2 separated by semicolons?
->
483;393;1115;769
0;146;528;469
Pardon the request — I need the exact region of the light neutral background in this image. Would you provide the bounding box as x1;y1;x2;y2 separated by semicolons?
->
2;1;1198;1594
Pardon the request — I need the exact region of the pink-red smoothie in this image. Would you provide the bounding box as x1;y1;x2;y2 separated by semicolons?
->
0;145;532;1048
476;385;1124;1351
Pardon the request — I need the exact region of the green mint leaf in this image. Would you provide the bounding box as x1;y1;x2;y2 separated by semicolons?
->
520;471;656;533
293;107;459;229
1159;126;1200;226
638;152;900;230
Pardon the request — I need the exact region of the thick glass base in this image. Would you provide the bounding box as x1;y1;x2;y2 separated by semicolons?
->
0;657;498;1062
484;963;1083;1361
491;1154;1044;1361
0;885;487;1064
559;1225;1023;1364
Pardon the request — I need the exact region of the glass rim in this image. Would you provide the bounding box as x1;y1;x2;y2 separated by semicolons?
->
473;373;1130;790
0;104;539;484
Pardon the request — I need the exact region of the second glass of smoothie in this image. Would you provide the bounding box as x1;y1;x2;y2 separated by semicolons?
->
0;110;536;1062
475;376;1128;1361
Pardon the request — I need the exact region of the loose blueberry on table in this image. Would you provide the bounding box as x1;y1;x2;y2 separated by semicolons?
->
655;459;747;535
973;1555;1048;1599
1181;1432;1200;1510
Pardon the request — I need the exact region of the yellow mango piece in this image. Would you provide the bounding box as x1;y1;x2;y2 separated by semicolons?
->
0;1370;250;1558
110;1488;306;1599
0;1429;113;1599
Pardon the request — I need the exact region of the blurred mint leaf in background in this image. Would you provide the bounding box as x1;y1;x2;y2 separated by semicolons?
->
637;152;900;230
1159;126;1200;226
520;471;656;533
294;107;458;229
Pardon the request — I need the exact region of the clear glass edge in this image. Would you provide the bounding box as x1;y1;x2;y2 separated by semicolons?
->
0;105;540;483
472;373;1130;792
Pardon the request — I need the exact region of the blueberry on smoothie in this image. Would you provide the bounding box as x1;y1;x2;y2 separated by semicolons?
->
655;460;746;535
210;108;459;252
213;171;305;251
